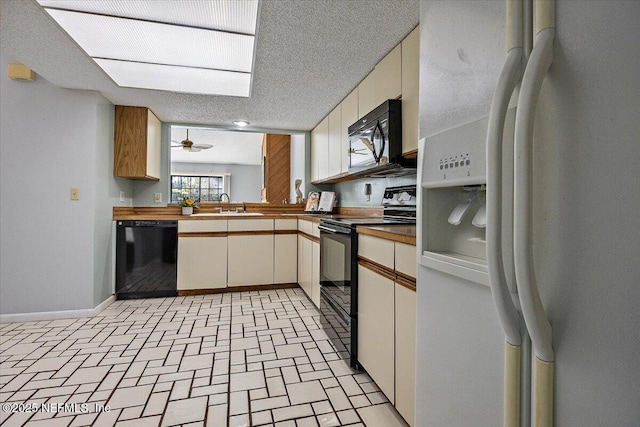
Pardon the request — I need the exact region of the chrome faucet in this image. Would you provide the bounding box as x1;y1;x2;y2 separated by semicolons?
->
220;193;230;212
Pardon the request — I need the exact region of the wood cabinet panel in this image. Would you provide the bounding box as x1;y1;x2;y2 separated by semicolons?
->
262;134;291;203
358;71;378;120
114;106;161;180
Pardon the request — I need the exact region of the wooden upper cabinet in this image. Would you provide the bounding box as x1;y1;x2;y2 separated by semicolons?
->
311;117;329;182
262;134;291;204
401;26;420;156
114;106;161;180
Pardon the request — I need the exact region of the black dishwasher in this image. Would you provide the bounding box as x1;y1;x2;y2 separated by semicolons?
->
115;220;178;299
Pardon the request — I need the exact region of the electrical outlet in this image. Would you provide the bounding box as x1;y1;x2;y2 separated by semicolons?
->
154;193;162;203
70;187;80;201
119;191;125;202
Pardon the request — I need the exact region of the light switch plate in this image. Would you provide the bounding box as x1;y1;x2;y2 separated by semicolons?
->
154;193;162;203
70;187;79;201
119;191;125;202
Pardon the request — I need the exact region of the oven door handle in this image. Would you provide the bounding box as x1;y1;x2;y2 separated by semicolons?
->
318;224;350;234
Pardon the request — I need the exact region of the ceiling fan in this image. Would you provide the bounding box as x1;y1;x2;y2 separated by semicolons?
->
171;129;213;152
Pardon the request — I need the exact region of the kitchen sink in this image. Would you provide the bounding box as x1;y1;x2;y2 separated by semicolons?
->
190;212;264;217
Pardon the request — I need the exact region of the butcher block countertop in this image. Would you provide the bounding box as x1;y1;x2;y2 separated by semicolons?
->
356;224;416;246
113;205;383;221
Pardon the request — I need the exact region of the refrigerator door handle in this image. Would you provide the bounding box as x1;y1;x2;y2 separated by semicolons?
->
514;0;555;425
487;2;525;426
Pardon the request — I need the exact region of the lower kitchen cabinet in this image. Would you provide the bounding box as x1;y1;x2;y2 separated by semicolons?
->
228;219;274;286
177;220;227;290
297;219;320;308
395;280;417;426
357;233;417;426
311;240;321;307
297;234;312;298
357;264;396;404
274;219;298;284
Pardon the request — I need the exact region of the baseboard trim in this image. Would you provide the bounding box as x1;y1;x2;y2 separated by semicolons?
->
0;295;116;324
179;283;299;296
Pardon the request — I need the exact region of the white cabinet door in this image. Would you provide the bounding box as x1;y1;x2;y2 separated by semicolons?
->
311;240;321;308
311;117;329;181
357;264;395;403
298;235;312;299
327;104;342;178
395;282;416;426
358;71;377;119
401;26;420;154
341;88;358;173
275;233;297;284
177;236;227;290
358;234;395;268
395;241;417;279
375;44;402;105
177;220;227;290
146;109;162;180
228;234;274;286
227;219;274;286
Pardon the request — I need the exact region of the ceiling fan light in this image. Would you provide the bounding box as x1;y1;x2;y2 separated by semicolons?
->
233;120;250;127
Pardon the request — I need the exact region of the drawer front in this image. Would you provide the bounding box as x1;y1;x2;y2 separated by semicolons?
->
297;218;313;234
228;219;274;232
178;220;227;233
275;218;298;230
358;234;394;268
311;222;320;238
395;242;417;279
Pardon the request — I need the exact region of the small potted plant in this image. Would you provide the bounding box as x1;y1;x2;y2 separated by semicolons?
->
179;197;199;215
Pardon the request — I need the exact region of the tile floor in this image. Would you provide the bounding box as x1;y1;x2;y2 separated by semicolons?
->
0;289;408;427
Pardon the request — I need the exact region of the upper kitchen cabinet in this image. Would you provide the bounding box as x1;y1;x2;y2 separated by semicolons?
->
358;44;402;118
341;88;358;174
327;104;343;178
311;117;329;182
114;106;161;180
401;26;419;156
261;134;291;204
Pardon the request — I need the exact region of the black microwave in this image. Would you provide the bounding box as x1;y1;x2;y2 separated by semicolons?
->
348;99;403;173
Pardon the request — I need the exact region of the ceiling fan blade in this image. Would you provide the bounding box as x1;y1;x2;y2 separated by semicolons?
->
192;144;213;149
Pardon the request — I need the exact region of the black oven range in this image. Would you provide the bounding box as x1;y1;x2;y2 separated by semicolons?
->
318;185;416;368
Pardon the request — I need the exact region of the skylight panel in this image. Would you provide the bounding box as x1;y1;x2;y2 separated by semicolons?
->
36;0;259;97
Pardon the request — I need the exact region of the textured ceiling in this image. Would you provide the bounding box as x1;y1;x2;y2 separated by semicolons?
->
0;0;419;131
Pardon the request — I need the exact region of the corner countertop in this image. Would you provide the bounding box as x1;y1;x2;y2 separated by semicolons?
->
356;224;416;246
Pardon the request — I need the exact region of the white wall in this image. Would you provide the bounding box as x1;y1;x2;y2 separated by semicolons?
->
0;53;126;315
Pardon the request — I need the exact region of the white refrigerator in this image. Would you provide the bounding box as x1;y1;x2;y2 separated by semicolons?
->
416;1;640;426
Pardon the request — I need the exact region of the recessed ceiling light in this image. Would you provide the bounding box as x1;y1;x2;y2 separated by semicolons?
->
233;121;250;127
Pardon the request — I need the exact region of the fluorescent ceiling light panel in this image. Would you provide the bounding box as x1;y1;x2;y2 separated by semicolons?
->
37;0;259;35
37;0;259;97
45;9;254;72
95;59;251;97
